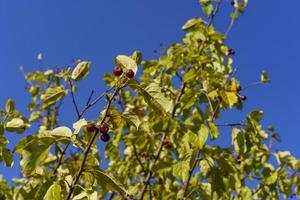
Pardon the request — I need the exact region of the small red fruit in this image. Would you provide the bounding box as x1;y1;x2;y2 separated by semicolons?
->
125;69;135;78
239;95;247;101
100;133;110;142
86;123;96;132
228;48;235;55
113;66;123;76
237;85;242;92
99;123;109;134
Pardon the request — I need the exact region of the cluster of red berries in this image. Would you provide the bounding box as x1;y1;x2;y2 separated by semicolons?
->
113;66;135;78
228;48;236;55
163;139;172;149
86;123;110;142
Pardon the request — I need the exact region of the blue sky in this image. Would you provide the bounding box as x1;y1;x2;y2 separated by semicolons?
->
0;0;300;191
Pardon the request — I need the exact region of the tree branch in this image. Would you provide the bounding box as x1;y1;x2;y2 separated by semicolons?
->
68;79;81;119
65;86;121;200
182;151;201;199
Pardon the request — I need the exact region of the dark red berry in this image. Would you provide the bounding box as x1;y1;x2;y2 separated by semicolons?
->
228;48;235;55
165;142;173;149
125;69;135;78
239;95;247;101
113;66;123;76
99;123;109;134
86;123;96;132
100;133;110;142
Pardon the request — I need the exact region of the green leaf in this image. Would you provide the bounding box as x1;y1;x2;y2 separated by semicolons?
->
261;70;271;83
182;17;203;31
20;137;54;176
6;118;29;133
202;4;213;16
198;124;209;149
208;122;219;140
128;82;173;114
73;191;97;200
224;92;238;108
71;61;91;81
86;169;127;195
2;148;14;167
172;160;189;182
131;50;143;65
5;98;15;113
43;182;62;200
121;112;141;130
232;128;244;153
41;86;67;108
115;55;138;74
52;126;72;138
265;171;278;185
248;110;264;122
73;118;88;135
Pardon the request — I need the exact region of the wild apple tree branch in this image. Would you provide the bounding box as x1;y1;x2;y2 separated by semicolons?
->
66;85;121;200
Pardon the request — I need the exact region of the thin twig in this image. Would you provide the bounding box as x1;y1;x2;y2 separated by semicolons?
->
66;86;121;200
225;17;235;36
133;144;146;173
215;122;244;127
53;143;70;176
68;79;81;119
79;86;114;118
182;151;201;198
242;81;265;90
207;0;222;27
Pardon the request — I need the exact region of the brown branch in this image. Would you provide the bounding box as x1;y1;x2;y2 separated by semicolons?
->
53;143;70;176
133;144;146;173
65;86;121;200
68;79;81;119
78;86;114;118
182;151;201;198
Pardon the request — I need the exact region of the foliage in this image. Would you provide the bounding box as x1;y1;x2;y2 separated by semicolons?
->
0;1;299;199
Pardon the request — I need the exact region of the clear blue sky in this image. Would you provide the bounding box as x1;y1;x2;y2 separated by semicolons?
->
0;0;300;189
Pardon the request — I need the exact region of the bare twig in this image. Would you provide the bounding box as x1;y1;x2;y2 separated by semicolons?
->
225;17;235;36
242;81;265;90
78;86;114;118
215;122;244;127
68;79;81;119
207;0;222;27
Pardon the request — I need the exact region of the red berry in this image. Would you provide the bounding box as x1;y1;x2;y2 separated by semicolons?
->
113;66;123;76
86;123;96;132
99;123;109;134
228;48;235;55
100;133;110;142
125;69;135;78
239;95;247;101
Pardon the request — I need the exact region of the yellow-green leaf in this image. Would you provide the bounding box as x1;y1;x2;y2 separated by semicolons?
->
71;61;91;81
115;55;138;74
43;182;62;200
41;86;67;108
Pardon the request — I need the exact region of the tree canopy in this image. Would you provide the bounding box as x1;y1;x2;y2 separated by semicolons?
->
0;0;299;199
